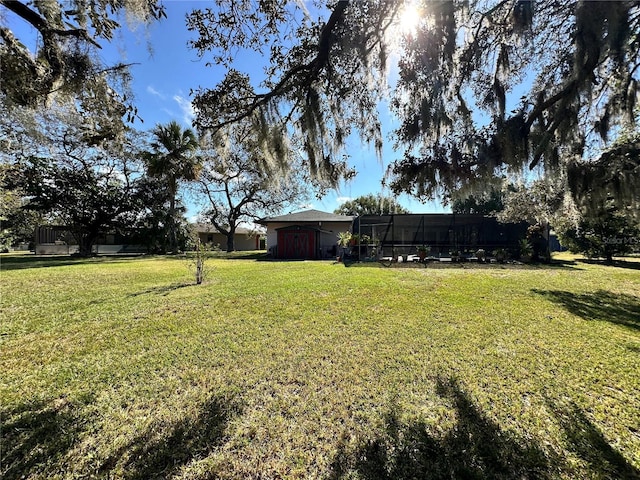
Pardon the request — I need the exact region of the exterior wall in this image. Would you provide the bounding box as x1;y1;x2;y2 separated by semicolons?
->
197;231;262;251
94;245;147;254
35;244;79;255
34;244;146;255
318;230;341;258
266;221;351;259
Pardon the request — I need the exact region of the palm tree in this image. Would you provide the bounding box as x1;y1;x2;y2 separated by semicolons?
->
144;121;201;252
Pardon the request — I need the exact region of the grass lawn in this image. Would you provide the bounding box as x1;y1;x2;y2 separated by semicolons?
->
1;252;639;479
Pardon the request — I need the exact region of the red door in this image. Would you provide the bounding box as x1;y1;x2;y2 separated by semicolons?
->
278;229;315;259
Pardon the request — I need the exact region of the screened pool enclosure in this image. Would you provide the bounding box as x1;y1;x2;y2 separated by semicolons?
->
350;214;529;261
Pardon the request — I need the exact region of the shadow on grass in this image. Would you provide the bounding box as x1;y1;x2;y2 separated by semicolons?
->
99;395;240;479
329;376;554;479
329;378;640;479
626;344;640;354
188;250;270;261
548;399;640;480
226;251;270;261
1;397;87;480
0;254;144;271
577;258;640;270
532;289;640;331
2;394;239;479
547;258;581;269
342;258;582;270
128;282;194;297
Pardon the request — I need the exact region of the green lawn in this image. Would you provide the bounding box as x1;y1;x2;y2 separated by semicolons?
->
1;253;639;479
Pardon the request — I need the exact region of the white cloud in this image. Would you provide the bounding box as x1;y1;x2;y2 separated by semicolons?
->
147;87;195;126
336;196;352;204
146;85;166;99
173;94;195;125
294;0;311;19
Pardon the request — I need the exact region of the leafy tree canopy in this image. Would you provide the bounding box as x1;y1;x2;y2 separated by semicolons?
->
143;120;201;253
452;188;508;215
188;0;639;210
334;194;409;216
198;119;310;252
558;203;640;263
568;130;640;216
497;177;570;227
0;0;166;142
0;163;43;248
144;121;201;203
188;0;394;187
1;105;151;256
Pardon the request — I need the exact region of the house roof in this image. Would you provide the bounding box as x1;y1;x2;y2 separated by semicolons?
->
257;209;354;224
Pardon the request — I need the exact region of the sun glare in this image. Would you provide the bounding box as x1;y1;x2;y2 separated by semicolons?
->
398;3;421;35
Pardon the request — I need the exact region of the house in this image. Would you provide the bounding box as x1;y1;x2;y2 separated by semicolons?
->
194;223;265;251
34;223;265;255
257;209;353;259
34;225;146;255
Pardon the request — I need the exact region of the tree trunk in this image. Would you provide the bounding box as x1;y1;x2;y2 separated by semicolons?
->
226;230;235;253
168;195;177;253
76;233;97;257
542;222;552;262
195;255;204;284
605;250;614;264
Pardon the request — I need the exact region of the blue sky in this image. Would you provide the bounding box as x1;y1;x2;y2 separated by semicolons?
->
4;0;448;216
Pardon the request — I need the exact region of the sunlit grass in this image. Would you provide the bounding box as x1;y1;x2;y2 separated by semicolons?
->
1;253;639;479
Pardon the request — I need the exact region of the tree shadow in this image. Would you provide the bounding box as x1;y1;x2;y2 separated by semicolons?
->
128;282;194;297
252;257;320;262
626;344;640;354
342;257;583;270
98;394;241;479
330;377;640;479
1;396;87;479
329;376;554;479
577;258;640;271
547;258;581;269
225;251;270;261
0;254;143;271
2;393;239;479
547;399;640;480
532;289;640;331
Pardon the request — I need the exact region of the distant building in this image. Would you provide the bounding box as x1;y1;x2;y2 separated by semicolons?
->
194;223;265;251
34;226;146;255
34;223;266;255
